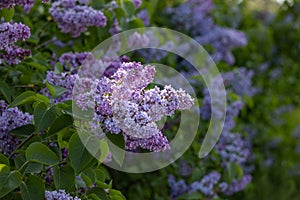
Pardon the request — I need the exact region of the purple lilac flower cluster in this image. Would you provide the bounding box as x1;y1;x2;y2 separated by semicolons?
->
0;0;34;10
40;71;78;103
0;22;31;65
167;0;247;65
49;0;107;37
45;190;81;200
90;62;194;152
58;52;93;72
223;67;258;97
169;171;252;199
132;0;142;9
0;100;33;156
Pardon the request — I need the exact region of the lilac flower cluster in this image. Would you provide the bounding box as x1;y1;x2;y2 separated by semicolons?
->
90;62;194;152
132;0;142;9
168;175;188;199
216;131;250;165
223;67;258;97
0;0;34;10
58;52;93;71
0;22;31;65
137;9;150;26
167;0;247;65
0;100;33;156
169;171;252;199
45;190;81;200
49;0;107;37
40;71;78;103
188;171;221;197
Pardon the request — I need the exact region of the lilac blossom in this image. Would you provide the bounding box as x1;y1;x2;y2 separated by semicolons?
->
49;0;107;37
188;171;221;196
167;0;247;65
45;190;81;200
109;19;122;35
91;62;193;151
137;9;150;26
0;22;31;65
222;67;258;97
132;0;142;9
168;175;188;199
216;132;250;165
58;52;93;71
0;100;33;156
127;32;150;49
224;175;252;195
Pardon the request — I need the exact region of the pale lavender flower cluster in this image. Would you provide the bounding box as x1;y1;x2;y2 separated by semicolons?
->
45;190;81;200
223;67;258;97
0;22;31;65
91;62;194;152
109;19;122;35
0;100;33;156
49;0;107;37
167;0;247;65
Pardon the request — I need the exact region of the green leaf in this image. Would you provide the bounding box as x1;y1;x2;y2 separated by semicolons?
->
0;81;11;103
69;133;95;174
0;164;10;174
10;124;34;137
0;153;10;167
14;152;43;173
81;173;93;188
106;133;125;167
99;140;109;163
227;162;244;182
53;165;75;191
0;8;14;22
20;175;45;200
48;114;73;135
35;94;50;104
122;0;135;17
46;82;67;99
8;91;36;108
34;102;57;132
109;189;126;200
25;142;59;165
0;171;22;198
89;187;108;200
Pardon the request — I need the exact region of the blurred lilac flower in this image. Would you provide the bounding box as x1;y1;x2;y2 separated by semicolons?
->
50;0;107;37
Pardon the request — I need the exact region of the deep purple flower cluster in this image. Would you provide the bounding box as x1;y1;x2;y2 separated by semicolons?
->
45;190;81;200
0;100;33;156
167;0;247;65
223;67;258;97
49;0;107;37
0;22;31;65
0;0;34;10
